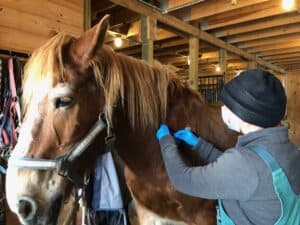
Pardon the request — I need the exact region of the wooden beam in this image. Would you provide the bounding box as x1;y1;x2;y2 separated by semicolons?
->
247;40;300;53
155;38;187;49
109;0;284;73
84;0;91;31
162;56;239;66
264;52;300;60
261;47;300;56
141;16;156;64
219;49;227;75
93;5;139;27
248;61;257;69
238;33;300;48
228;23;300;44
189;35;199;90
278;61;300;65
214;12;300;37
162;0;205;12
201;0;300;30
272;58;300;63
180;0;269;21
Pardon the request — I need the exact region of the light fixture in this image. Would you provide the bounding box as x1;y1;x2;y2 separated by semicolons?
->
187;56;190;65
216;64;221;72
114;37;123;48
282;0;295;11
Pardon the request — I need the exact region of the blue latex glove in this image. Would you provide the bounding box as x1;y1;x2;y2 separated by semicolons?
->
174;128;199;147
156;124;170;140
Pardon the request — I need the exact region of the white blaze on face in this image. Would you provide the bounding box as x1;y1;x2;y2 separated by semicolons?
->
6;81;73;214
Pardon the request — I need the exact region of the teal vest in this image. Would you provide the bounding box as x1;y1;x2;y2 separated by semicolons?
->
217;146;300;225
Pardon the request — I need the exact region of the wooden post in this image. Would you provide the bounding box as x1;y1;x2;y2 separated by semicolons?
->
219;49;227;75
84;0;91;31
141;16;156;65
189;36;199;90
248;61;257;69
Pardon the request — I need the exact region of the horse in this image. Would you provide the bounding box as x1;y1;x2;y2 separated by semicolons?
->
5;15;237;225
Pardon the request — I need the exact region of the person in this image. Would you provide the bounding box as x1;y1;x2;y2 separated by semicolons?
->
156;69;300;225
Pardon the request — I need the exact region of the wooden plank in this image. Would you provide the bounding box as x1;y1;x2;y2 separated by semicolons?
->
110;0;285;73
49;0;82;12
278;61;300;65
271;57;300;63
214;12;300;37
247;40;300;53
189;36;199;90
228;23;300;44
182;0;269;21
1;0;82;28
261;47;300;56
201;0;300;30
238;33;300;48
264;52;300;60
0;26;48;53
0;6;81;37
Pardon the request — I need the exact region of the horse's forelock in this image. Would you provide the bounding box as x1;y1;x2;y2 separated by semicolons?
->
22;33;73;113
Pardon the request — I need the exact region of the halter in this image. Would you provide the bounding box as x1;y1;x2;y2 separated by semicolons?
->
7;113;107;188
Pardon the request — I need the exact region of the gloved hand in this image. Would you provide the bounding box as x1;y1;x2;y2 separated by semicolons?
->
174;128;200;147
156;124;170;140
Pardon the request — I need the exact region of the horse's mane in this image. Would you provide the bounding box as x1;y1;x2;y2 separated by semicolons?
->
22;33;191;129
96;46;188;129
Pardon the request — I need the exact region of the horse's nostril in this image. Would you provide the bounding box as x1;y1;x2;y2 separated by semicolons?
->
17;197;37;221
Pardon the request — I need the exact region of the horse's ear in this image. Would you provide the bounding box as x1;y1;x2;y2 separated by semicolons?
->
69;15;110;67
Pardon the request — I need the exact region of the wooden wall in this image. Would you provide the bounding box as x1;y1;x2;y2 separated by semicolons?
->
286;72;300;146
0;0;83;53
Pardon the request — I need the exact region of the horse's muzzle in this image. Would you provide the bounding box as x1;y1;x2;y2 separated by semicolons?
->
16;196;37;224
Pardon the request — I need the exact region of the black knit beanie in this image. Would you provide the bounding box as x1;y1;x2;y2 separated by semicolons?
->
221;69;287;128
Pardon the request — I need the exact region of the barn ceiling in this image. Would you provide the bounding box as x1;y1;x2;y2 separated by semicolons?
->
92;0;300;76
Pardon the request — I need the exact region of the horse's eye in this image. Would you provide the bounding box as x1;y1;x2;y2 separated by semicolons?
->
55;96;73;108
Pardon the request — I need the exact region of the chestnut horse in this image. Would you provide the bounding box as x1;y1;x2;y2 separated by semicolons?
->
6;15;237;225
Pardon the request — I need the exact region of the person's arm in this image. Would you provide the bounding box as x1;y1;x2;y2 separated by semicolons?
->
192;138;223;162
174;129;223;162
158;135;259;200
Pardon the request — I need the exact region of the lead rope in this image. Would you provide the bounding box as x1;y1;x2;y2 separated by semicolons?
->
79;175;90;225
63;174;90;225
62;197;78;225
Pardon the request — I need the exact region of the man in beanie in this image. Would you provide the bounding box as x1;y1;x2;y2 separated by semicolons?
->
156;69;300;225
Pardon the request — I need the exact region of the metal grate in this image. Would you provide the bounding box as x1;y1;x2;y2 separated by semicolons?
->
198;75;224;103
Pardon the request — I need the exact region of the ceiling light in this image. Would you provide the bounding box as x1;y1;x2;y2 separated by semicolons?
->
282;0;295;11
114;37;123;48
216;64;221;72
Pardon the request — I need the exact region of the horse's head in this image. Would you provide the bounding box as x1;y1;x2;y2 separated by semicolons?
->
6;15;111;225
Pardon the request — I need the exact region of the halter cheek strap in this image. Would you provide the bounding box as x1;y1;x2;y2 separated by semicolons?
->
8;113;107;188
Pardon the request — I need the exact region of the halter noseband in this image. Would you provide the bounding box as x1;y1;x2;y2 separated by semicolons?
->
7;113;107;188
